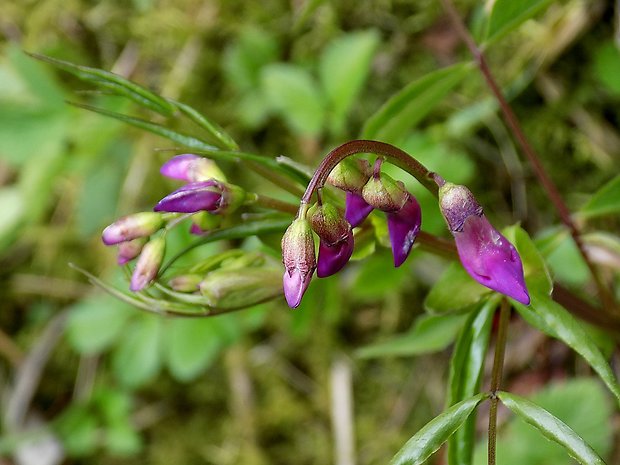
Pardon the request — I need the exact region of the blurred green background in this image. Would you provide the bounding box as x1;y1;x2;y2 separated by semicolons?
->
1;0;619;464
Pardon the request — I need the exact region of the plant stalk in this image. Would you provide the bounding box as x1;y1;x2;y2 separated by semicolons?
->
488;298;510;465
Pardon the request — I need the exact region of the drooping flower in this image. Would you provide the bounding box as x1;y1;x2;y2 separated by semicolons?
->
308;202;354;277
160;154;227;182
439;182;530;305
153;180;245;214
102;212;165;245
130;236;166;292
344;192;374;228
386;194;422;267
281;217;316;308
360;166;421;267
328;158;374;227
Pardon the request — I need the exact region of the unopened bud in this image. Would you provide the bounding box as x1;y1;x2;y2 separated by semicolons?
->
281;217;316;308
199;268;282;308
154;180;246;215
168;274;202;292
438;183;483;233
308;203;350;245
160;154;227;182
102;212;164;245
362;173;408;212
130;237;165;292
327;158;372;193
117;237;148;265
190;211;223;235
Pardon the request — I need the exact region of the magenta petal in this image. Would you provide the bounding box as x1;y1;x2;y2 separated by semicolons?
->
154;181;222;213
316;231;354;278
160;154;200;181
345;192;374;228
455;215;530;305
283;269;312;308
387;195;421;267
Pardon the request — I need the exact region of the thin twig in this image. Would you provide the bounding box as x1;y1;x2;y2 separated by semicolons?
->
252;194;298;214
440;0;616;312
488;299;510;465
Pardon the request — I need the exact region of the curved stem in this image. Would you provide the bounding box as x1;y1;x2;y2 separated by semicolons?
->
440;0;616;313
488;298;510;465
300;140;438;207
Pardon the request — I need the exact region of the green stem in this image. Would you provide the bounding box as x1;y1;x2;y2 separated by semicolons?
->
251;194;298;214
488;298;510;465
440;0;616;313
300;140;438;207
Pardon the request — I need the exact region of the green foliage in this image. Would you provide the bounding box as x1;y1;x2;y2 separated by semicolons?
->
425;263;490;313
483;0;555;44
390;394;488;465
579;174;620;219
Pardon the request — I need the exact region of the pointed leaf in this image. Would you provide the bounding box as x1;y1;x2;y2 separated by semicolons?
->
425;262;491;314
497;391;606;465
390;393;488;465
502;225;552;295
362;63;469;143
580;174;620;219
29;53;175;115
173;100;238;150
514;292;620;406
484;0;554;44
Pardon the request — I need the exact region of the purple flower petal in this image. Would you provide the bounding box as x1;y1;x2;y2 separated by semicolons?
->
454;215;530;305
345;192;374;228
160;154;200;181
154;181;222;213
316;230;354;278
283;269;312;308
117;237;147;265
387;194;421;267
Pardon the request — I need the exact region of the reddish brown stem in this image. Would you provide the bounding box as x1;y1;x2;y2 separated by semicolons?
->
440;0;616;312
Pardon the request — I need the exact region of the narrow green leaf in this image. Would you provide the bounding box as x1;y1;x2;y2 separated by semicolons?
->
362;63;469;143
497;391;606;465
356;313;466;359
484;0;554;44
68;102;219;151
319;30;380;133
29;53;176;115
424;262;490;314
514;292;620;406
447;297;498;465
261;63;325;136
172;100;239;151
580;174;620;219
390;393;488;465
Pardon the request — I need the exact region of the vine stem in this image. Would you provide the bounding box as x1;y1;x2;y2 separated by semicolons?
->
440;0;616;312
488;298;510;465
300;140;438;208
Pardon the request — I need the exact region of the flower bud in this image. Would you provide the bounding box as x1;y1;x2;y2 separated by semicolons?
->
161;154;227;182
281;218;316;308
102;212;165;245
189;211;223;235
362;173;408;213
327;158;372;193
308;203;354;277
154;180;246;215
130;237;166;292
168;274;202;292
439;182;530;305
199;268;282;309
117;237;148;265
387;193;421;267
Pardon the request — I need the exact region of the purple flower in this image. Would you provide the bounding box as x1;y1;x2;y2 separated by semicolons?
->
117;237;148;265
316;231;354;277
345;192;374;228
439;183;530;305
281;218;316;308
102;212;164;245
387;194;421;267
130;237;165;292
160;154;227;182
154;181;222;213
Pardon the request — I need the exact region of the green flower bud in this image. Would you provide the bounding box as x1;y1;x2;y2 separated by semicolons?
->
130;237;165;292
168;274;203;292
327;158;372;193
361;173;408;212
281;217;316;308
102;212;164;245
199;268;282;308
308;202;350;245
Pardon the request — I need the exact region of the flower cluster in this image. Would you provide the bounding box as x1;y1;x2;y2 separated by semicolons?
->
282;158;422;308
282;153;530;309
